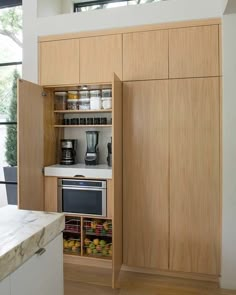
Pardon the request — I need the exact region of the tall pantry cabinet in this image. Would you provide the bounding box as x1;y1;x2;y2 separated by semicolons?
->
18;18;221;281
123;23;221;276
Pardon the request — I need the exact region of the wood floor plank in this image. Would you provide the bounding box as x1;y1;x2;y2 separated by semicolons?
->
64;264;236;295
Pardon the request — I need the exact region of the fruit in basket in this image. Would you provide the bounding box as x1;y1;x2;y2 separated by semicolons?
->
102;249;108;256
86;248;92;255
72;246;78;252
96;245;102;252
84;238;91;246
105;244;110;250
100;240;106;247
95;229;100;235
75;241;81;248
68;240;75;248
103;221;109;231
92;249;98;255
89;242;95;250
64;240;69;249
93;238;99;246
91;221;97;229
108;249;112;256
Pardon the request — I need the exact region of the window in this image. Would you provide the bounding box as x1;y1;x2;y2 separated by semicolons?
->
74;0;163;12
0;3;22;206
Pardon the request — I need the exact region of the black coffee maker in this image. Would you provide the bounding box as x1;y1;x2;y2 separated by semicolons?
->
107;137;112;167
60;139;77;165
85;131;99;165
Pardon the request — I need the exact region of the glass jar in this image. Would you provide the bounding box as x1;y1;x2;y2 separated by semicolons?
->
68;91;79;100
54;92;67;110
102;97;112;110
79;90;90;99
102;89;112;98
90;89;101;98
79;98;90;110
67;99;79;110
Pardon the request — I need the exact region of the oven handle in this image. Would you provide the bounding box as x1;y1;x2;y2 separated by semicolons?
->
61;186;105;191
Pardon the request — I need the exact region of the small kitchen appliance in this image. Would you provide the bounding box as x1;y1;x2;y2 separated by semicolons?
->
85;131;99;165
60;139;77;165
107;137;112;167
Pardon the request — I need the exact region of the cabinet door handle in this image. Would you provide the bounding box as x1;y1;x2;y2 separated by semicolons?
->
35;248;46;256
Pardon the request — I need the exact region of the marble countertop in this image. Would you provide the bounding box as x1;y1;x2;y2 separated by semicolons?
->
0;205;64;282
44;163;112;179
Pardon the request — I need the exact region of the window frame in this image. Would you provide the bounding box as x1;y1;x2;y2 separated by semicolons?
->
0;2;22;189
74;0;135;11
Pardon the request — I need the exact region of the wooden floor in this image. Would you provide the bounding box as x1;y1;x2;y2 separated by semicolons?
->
64;264;236;295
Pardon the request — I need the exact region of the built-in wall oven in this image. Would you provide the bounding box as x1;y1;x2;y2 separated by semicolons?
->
58;179;107;217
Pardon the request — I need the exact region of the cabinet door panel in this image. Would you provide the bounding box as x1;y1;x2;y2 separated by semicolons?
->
11;234;63;295
123;30;168;80
169;78;220;275
80;35;122;83
123;80;169;270
40;39;80;86
169;25;219;78
18;80;44;210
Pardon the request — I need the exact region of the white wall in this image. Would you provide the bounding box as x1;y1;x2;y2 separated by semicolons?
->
221;11;236;290
37;0;62;17
23;0;223;83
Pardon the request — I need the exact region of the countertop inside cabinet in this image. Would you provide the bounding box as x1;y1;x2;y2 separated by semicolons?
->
44;163;112;179
0;205;64;282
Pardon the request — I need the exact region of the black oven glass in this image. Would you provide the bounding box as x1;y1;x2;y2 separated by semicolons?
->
62;188;102;215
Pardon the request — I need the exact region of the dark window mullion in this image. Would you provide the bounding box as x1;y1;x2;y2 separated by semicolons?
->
0;62;22;67
74;0;132;10
0;181;17;185
0;122;17;125
0;0;22;9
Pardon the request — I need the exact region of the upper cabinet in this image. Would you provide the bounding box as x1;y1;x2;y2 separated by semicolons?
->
39;39;80;86
169;25;219;78
123;30;168;81
80;34;122;84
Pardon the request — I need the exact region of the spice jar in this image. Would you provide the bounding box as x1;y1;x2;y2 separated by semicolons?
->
90;90;101;110
68;91;79;100
67;99;79;110
54;92;67;110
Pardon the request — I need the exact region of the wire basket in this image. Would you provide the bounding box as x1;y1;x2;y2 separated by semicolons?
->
64;218;81;234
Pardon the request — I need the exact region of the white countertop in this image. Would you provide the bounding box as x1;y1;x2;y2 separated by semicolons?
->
44;163;112;179
0;205;64;282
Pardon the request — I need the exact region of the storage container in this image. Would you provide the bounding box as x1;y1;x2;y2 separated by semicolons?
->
54;91;67;110
102;89;112;98
67;99;79;110
90;97;102;110
79;90;90;99
68;91;79;100
102;97;112;109
79;98;90;110
90;89;101;98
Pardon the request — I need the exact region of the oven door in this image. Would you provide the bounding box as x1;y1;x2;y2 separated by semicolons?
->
60;185;106;217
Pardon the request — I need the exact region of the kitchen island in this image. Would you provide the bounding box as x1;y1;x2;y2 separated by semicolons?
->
0;205;65;295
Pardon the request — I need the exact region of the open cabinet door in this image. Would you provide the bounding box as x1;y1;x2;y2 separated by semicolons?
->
17;79;44;210
112;73;123;288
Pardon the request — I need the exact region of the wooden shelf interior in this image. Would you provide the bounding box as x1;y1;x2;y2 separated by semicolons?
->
54;109;112;114
54;124;112;128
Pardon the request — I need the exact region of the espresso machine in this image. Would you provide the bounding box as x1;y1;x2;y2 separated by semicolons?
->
60;139;77;165
85;131;99;165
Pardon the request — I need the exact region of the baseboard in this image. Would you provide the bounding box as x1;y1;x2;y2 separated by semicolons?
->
64;254;112;269
121;265;220;283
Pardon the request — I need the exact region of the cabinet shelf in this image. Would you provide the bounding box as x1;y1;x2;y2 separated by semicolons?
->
54;109;112;114
54;125;112;128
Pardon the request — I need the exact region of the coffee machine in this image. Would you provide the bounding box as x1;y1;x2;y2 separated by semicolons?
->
85;131;99;165
60;139;77;165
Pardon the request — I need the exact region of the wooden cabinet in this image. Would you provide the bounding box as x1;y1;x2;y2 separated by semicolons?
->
18;80;58;211
80;35;122;83
123;80;169;270
123;30;168;81
39;39;80;86
169;25;219;78
11;234;63;295
44;176;58;212
169;78;220;275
